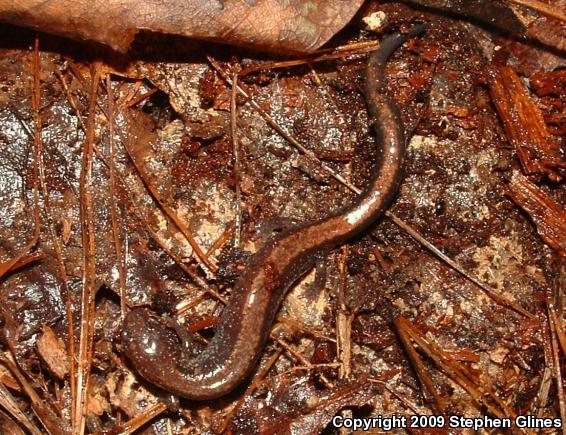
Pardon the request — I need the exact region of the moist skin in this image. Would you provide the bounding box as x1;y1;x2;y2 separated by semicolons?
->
122;23;428;400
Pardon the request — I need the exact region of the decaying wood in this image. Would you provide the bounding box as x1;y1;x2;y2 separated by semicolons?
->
487;66;563;181
531;69;566;97
530;69;566;136
507;171;566;258
37;326;70;380
1;355;70;435
0;380;42;435
0;0;364;54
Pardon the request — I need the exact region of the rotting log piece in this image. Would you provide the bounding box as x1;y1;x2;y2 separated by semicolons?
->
507;171;566;258
487;66;564;182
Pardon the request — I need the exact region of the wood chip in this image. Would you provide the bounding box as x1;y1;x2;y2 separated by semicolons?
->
507;171;566;257
37;326;69;380
487;66;563;181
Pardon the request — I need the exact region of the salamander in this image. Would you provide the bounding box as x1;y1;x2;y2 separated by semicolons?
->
122;23;428;400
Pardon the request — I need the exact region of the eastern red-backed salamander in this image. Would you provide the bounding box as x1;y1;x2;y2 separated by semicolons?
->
122;23;428;400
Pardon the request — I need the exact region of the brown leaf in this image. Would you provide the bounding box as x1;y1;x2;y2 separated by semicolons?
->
0;0;364;54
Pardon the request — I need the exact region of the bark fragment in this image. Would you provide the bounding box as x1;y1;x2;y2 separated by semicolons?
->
487;66;563;181
37;326;70;380
507;171;566;258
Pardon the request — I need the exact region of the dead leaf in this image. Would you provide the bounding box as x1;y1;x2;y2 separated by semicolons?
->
0;0;365;54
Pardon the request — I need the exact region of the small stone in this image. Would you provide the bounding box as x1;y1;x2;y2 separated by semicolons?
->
362;11;388;32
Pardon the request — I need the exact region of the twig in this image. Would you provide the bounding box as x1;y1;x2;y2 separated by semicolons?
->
55;71;87;132
547;303;566;433
205;220;234;257
1;349;66;434
534;367;552;417
0;380;43;435
175;292;211;316
125;87;159;108
549;306;566;356
238;40;381;77
337;246;352;380
106;74;128;319
74;63;101;435
276;315;336;343
368;378;429;414
93;402;167;435
0;253;42;277
271;335;334;389
394;319;447;413
230;72;243;247
337;246;353;435
119;80;143;108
